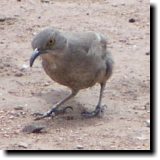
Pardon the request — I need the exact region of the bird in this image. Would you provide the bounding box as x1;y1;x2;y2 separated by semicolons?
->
30;27;113;120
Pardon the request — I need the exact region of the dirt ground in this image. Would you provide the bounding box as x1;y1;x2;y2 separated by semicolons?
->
0;0;150;150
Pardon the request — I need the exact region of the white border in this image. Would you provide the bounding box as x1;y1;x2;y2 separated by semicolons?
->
0;1;156;160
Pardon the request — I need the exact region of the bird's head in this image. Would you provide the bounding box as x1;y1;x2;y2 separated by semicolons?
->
30;27;67;67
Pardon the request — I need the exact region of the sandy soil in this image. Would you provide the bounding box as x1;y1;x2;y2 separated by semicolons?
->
0;0;150;150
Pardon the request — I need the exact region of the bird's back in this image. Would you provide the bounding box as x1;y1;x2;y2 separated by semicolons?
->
63;31;107;53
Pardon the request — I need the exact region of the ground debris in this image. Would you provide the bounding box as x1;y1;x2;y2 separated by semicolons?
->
0;16;16;24
17;142;28;148
145;51;150;55
145;119;150;127
14;106;24;110
20;64;29;71
41;0;50;3
129;18;136;23
22;124;46;133
76;144;84;150
14;72;24;77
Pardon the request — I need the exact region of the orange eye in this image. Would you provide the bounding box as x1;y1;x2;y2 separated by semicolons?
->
49;39;55;44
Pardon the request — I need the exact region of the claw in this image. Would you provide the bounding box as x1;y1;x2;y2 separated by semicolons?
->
63;106;73;112
81;105;107;118
33;106;73;121
34;113;54;121
32;112;44;117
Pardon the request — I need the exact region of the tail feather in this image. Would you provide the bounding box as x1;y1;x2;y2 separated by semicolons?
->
105;52;114;80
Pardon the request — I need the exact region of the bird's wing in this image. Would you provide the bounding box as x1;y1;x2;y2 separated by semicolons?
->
86;33;107;58
87;33;113;80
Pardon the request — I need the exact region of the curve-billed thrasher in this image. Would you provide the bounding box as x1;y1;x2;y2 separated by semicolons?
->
30;27;113;120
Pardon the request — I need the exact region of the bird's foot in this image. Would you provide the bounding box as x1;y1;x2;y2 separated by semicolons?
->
81;105;107;118
33;106;73;120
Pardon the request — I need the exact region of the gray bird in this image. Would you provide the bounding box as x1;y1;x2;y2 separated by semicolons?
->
30;27;113;120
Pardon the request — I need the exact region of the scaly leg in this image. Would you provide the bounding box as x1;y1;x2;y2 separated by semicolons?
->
34;90;78;120
81;83;106;118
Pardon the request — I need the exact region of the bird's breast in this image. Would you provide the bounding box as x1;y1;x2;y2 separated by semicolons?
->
41;54;102;90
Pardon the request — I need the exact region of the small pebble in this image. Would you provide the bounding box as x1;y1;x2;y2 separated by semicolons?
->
20;111;26;115
18;142;28;148
145;119;150;127
145;52;150;55
8;110;20;117
20;64;29;71
24;104;28;107
43;82;50;86
22;124;46;133
136;136;147;140
41;0;50;3
3;134;10;138
95;123;103;126
76;145;84;149
14;72;24;77
14;106;23;110
0;110;4;113
144;102;150;110
9;115;15;119
129;18;136;23
0;17;6;22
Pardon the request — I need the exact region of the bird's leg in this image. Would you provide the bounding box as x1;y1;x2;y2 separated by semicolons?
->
34;90;78;120
81;83;107;118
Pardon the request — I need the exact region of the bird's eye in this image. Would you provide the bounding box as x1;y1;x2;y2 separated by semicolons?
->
49;39;55;45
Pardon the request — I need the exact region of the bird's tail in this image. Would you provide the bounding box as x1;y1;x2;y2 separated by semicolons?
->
105;51;114;80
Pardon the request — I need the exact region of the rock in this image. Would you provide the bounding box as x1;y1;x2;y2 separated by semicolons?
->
145;52;150;55
3;134;10;138
14;72;24;77
0;16;16;24
20;64;29;71
8;110;20;117
22;124;46;133
43;82;50;86
145;120;150;127
144;102;150;111
20;111;26;115
129;18;136;23
0;110;4;113
24;104;28;107
76;145;84;149
18;142;28;148
95;123;103;126
41;0;50;3
9;115;15;119
14;106;23;110
0;16;6;22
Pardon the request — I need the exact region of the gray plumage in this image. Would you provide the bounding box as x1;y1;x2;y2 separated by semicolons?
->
30;27;113;120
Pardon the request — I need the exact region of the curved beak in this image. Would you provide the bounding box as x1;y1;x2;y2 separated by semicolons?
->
30;48;41;67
